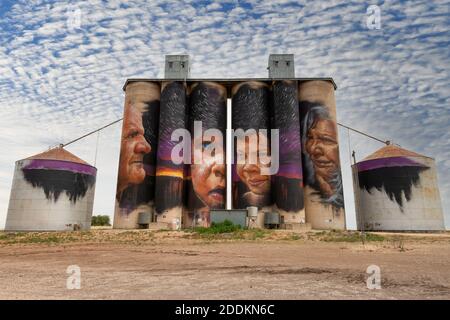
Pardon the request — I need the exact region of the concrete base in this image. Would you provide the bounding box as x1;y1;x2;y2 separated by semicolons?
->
156;207;182;230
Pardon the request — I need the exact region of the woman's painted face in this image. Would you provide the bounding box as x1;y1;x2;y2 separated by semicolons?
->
191;137;226;209
117;103;151;194
236;132;271;195
305;118;339;196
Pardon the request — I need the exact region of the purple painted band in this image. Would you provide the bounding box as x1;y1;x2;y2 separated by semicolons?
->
23;159;97;176
357;157;427;172
276;164;303;179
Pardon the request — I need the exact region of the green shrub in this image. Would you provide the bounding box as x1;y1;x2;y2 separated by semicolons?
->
194;220;242;234
91;215;111;226
250;229;267;239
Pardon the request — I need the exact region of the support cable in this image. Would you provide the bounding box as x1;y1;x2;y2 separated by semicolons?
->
61;118;123;148
337;122;388;145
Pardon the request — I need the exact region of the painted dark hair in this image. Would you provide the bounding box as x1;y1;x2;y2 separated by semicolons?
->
189;82;226;132
272;80;304;212
158;81;188;143
272;80;299;131
154;176;184;214
232;83;270;130
358;166;428;211
185;179;208;211
142;99;160;166
271;176;304;212
22;169;95;204
155;81;188;214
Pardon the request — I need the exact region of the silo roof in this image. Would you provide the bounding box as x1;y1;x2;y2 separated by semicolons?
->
362;145;428;162
25;147;91;166
123;77;338;96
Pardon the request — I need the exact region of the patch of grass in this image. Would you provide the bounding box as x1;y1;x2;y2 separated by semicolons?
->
291;234;301;241
0;232;65;244
313;230;385;243
0;229;161;245
390;237;406;251
0;231;99;245
26;235;62;244
248;229;267;240
362;233;386;242
0;233;17;241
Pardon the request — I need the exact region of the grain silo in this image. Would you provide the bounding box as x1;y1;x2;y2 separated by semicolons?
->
353;144;445;231
5;146;97;231
113;81;160;229
298;80;346;230
232;81;272;223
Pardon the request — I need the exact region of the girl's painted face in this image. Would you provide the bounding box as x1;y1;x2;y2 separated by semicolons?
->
236;132;271;195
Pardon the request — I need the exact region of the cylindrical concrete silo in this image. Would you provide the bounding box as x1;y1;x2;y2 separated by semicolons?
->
5;147;97;231
185;81;227;228
232;81;272;220
298;80;346;230
154;81;188;229
271;80;305;225
353;144;445;231
114;81;160;229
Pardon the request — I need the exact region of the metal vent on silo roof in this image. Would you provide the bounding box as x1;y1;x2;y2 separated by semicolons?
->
165;55;190;79
268;54;295;79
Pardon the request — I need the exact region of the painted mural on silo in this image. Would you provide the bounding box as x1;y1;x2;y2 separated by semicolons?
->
114;82;160;229
354;145;445;231
271;80;305;224
5;147;96;231
21;160;96;203
185;82;227;227
232;81;273;223
154;81;188;229
298;80;345;230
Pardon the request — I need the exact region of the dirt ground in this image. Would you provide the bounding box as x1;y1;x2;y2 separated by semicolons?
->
0;229;449;300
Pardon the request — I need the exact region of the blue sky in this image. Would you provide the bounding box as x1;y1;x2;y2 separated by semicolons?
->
0;0;449;229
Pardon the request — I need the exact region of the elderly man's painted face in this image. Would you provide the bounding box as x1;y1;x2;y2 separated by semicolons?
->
191;137;226;209
305;118;339;197
236;132;271;195
118;103;151;194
